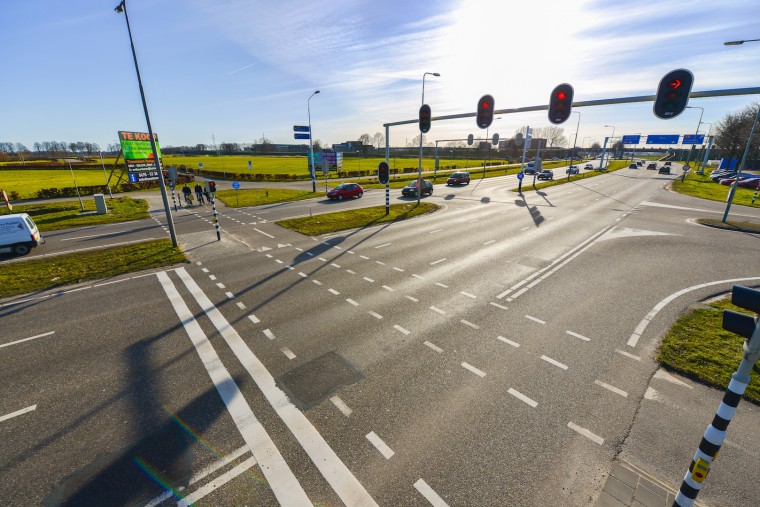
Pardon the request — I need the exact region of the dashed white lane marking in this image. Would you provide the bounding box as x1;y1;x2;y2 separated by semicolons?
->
430;258;447;265
490;302;508;310
375;243;392;249
347;250;355;254
265;254;273;258
196;261;202;266
508;388;537;408
468;218;479;223
201;268;209;273
306;252;315;257
225;292;235;299
429;229;442;234
298;272;308;278
346;270;356;275
393;267;405;272
360;255;370;260
567;422;604;445
412;274;424;280
548;217;555;220
435;282;448;288
525;315;546;325
405;295;419;302
328;288;340;295
0;405;37;423
263;329;276;340
313;280;323;286
236;302;246;310
460;291;476;299
216;282;226;289
0;331;55;350
483;240;496;245
334;246;342;250
318;257;328;262
363;277;375;283
368;311;383;319
566;330;590;342
382;285;395;292
461;362;486;377
376;261;385;266
346;298;359;306
497;336;520;347
429;306;446;315
331;396;353;417
254;228;275;238
394;325;411;335
460;319;480;329
424;341;443;353
595;380;629;397
366;431;395;459
248;314;260;324
541;355;568;370
281;347;296;360
331;263;341;268
616;349;641;361
414;479;450;507
295;247;303;252
521;226;530;231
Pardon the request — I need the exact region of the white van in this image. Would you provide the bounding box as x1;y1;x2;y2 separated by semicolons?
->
0;213;43;256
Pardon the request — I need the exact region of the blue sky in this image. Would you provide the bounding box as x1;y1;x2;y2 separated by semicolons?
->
2;0;760;151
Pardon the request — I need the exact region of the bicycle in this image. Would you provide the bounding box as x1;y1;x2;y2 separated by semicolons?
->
183;193;193;206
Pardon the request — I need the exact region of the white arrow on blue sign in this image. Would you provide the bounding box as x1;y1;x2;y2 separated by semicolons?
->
232;182;240;189
293;125;310;132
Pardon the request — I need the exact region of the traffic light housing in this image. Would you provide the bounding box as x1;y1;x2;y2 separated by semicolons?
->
722;285;760;341
378;162;390;184
476;94;495;129
206;181;216;193
548;83;574;124
653;69;694;119
419;104;431;133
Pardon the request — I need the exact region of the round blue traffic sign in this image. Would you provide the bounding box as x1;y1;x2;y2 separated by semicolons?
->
517;171;524;181
232;181;240;189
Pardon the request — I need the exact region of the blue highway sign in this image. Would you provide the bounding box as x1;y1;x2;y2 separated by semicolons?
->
293;125;310;132
682;134;705;144
294;133;311;140
646;134;680;145
621;135;641;144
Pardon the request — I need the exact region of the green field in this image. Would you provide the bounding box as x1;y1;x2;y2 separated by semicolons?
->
4;197;149;231
0;168;114;199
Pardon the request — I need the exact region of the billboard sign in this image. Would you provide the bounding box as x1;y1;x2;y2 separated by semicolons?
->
118;131;162;178
308;152;343;172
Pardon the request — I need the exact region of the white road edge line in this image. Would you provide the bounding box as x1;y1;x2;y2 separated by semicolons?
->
0;331;55;349
0;405;37;423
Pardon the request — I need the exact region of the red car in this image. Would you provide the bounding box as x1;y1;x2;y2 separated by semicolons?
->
447;171;470;185
738;178;760;189
327;183;364;200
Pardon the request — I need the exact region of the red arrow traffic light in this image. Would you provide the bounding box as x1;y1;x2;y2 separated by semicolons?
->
668;79;682;89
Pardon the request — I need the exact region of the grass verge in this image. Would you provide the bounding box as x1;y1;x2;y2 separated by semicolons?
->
696;218;760;233
3;197;150;232
214;188;318;208
510;161;631;192
0;239;187;299
276;202;439;235
672;171;760;208
656;297;760;404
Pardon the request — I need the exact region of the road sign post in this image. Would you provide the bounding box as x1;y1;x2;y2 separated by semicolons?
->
232;181;240;206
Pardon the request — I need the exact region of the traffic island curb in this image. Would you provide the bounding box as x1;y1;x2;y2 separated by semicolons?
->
693;218;760;233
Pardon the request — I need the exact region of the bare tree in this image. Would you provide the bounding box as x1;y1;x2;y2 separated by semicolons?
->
358;133;371;146
714;101;759;160
590;142;602;150
372;132;385;149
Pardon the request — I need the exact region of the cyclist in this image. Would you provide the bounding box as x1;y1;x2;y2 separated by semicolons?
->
182;184;192;206
194;183;205;204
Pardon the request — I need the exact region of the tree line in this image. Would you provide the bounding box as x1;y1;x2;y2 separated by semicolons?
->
0;140;104;161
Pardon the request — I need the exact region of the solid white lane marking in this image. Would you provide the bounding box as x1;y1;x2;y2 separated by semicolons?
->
461;362;486;377
414;479;449;507
346;298;359;307
430;258;447;265
627;277;760;347
281;347;296;360
263;329;276;340
617;349;641;361
236;302;246;310
330;396;352;417
363;277;374;283
460;291;476;299
484;240;496;245
254;228;275;238
412;274;424;280
375;243;392;249
541;355;568;370
394;325;411;335
429;306;446;315
382;285;395;292
508;388;537;408
201;268;209;273
216;282;226;289
62;286;91;295
393;267;405;272
368;311;383;319
157;271;312;506
331;263;341;268
360;255;370;260
567;422;604;445
0;331;55;349
595;380;628;397
179;456;258;505
328;288;340;295
366;432;394;459
566;330;590;342
460;319;480;329
429;229;442;234
435;282;449;288
313;280;323;286
209;274;217;280
489;302;508;310
93;278;130;288
497;336;520;347
405;295;419;302
525;315;546;325
0;405;37;423
225;292;235;299
60;231;133;241
298;272;308;278
424;341;443;353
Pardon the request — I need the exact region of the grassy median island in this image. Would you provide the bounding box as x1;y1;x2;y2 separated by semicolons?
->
0;239;187;299
6;197;149;231
511;160;631;192
672;171;760;208
276;202;439;235
214;188;318;208
656;297;760;404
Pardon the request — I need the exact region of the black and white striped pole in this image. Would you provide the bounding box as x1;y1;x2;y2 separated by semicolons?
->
673;285;760;507
210;193;221;241
378;161;390;216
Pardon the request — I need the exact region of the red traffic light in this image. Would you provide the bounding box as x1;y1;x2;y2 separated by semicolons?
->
668;79;682;89
419;104;432;133
557;91;566;100
548;83;574;125
377;161;390;184
476;94;495;129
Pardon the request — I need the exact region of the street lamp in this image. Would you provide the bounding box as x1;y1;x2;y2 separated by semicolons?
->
685;106;704;174
418;72;439;204
570;111;581;167
600;125;615;169
114;0;177;247
696;122;713;174
308;90;320;193
724;38;760;45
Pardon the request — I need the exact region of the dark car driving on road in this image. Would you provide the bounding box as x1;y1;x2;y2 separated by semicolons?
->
447;172;470;185
537;169;554;180
402;179;433;197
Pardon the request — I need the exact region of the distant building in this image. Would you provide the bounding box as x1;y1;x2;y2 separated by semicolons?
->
332;141;364;152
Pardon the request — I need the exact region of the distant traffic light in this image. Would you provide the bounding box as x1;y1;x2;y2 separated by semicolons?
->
378;162;390;184
548;83;574;124
476;94;495;129
467;134;474;146
207;181;216;193
653;69;694;119
419;104;431;133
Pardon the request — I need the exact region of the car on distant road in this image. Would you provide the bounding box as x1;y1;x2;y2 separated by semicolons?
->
584;163;594;170
327;182;363;200
566;166;579;175
647;163;657;170
525;161;537;174
636;161;643;166
738;177;760;189
447;172;470;185
658;165;671;174
664;161;672;166
537;169;554;180
402;179;433;197
628;163;638;169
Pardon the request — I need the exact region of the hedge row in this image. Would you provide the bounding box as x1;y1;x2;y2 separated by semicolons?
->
180;165;460;182
35;175;194;199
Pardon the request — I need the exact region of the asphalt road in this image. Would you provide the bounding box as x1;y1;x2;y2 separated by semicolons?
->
2;164;759;506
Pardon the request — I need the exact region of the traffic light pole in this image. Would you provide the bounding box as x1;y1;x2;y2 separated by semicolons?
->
722;106;760;223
